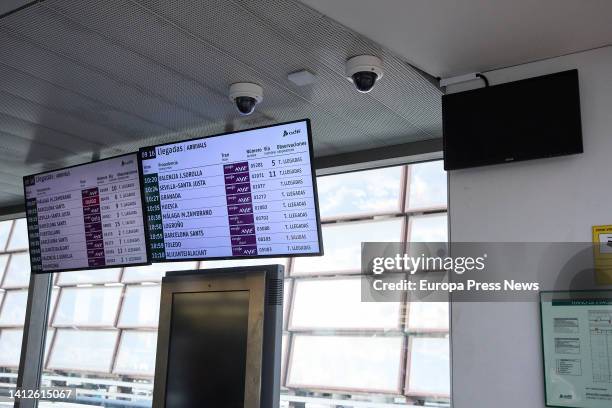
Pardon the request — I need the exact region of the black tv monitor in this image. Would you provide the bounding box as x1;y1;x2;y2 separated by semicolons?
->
442;69;583;170
139;119;323;263
23;153;151;273
152;265;283;408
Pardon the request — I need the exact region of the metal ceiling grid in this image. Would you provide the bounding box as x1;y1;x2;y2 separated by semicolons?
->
0;65;159;149
37;0;383;148
0;0;442;208
231;0;442;134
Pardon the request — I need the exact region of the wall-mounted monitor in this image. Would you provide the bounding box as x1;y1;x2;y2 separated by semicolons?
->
443;69;583;170
139;119;323;263
24;153;151;273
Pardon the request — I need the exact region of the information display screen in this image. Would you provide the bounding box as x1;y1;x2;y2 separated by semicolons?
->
24;153;151;273
166;290;250;407
139;119;322;262
541;291;612;408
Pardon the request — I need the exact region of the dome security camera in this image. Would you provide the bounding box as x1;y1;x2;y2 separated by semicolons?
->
229;82;263;115
345;55;384;93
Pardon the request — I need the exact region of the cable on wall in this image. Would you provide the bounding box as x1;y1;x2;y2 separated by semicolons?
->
475;73;490;87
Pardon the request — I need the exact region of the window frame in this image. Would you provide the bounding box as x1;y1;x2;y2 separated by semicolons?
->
0;327;24;368
51;285;124;329
288;275;406;332
0;220;15;252
404;334;451;398
290;216;408;277
116;284;162;329
2;252;33;289
112;329;158;377
317;165;408;222
406;211;449;244
0;253;11;286
6;218;30;252
0;288;29;327
46;328;121;374
404;162;449;213
55;268;123;287
285;333;407;394
12;158;450;406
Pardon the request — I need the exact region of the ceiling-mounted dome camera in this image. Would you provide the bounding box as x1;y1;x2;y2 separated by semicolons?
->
345;55;384;93
229;82;263;115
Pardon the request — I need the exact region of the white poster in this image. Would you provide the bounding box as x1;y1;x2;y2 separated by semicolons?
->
541;291;612;407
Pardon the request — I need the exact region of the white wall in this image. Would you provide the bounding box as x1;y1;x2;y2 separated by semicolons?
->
448;46;612;408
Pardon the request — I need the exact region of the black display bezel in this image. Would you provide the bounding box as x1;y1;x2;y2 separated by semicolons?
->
137;119;324;264
442;69;583;170
24;152;153;274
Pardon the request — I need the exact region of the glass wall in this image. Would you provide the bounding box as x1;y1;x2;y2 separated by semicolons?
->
0;161;449;408
0;219;33;398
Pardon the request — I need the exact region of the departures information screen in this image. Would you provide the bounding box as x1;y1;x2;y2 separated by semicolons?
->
24;153;151;273
139;119;322;262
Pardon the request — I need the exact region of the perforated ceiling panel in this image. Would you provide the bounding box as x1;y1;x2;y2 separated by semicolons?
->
0;0;442;208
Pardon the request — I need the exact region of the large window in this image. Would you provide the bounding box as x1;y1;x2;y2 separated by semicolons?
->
0;161;449;407
0;219;33;389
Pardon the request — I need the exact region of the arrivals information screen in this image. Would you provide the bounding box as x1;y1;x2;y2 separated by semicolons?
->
24;154;150;273
139;119;322;262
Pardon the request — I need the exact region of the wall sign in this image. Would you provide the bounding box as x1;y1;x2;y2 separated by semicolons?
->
541;291;612;408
